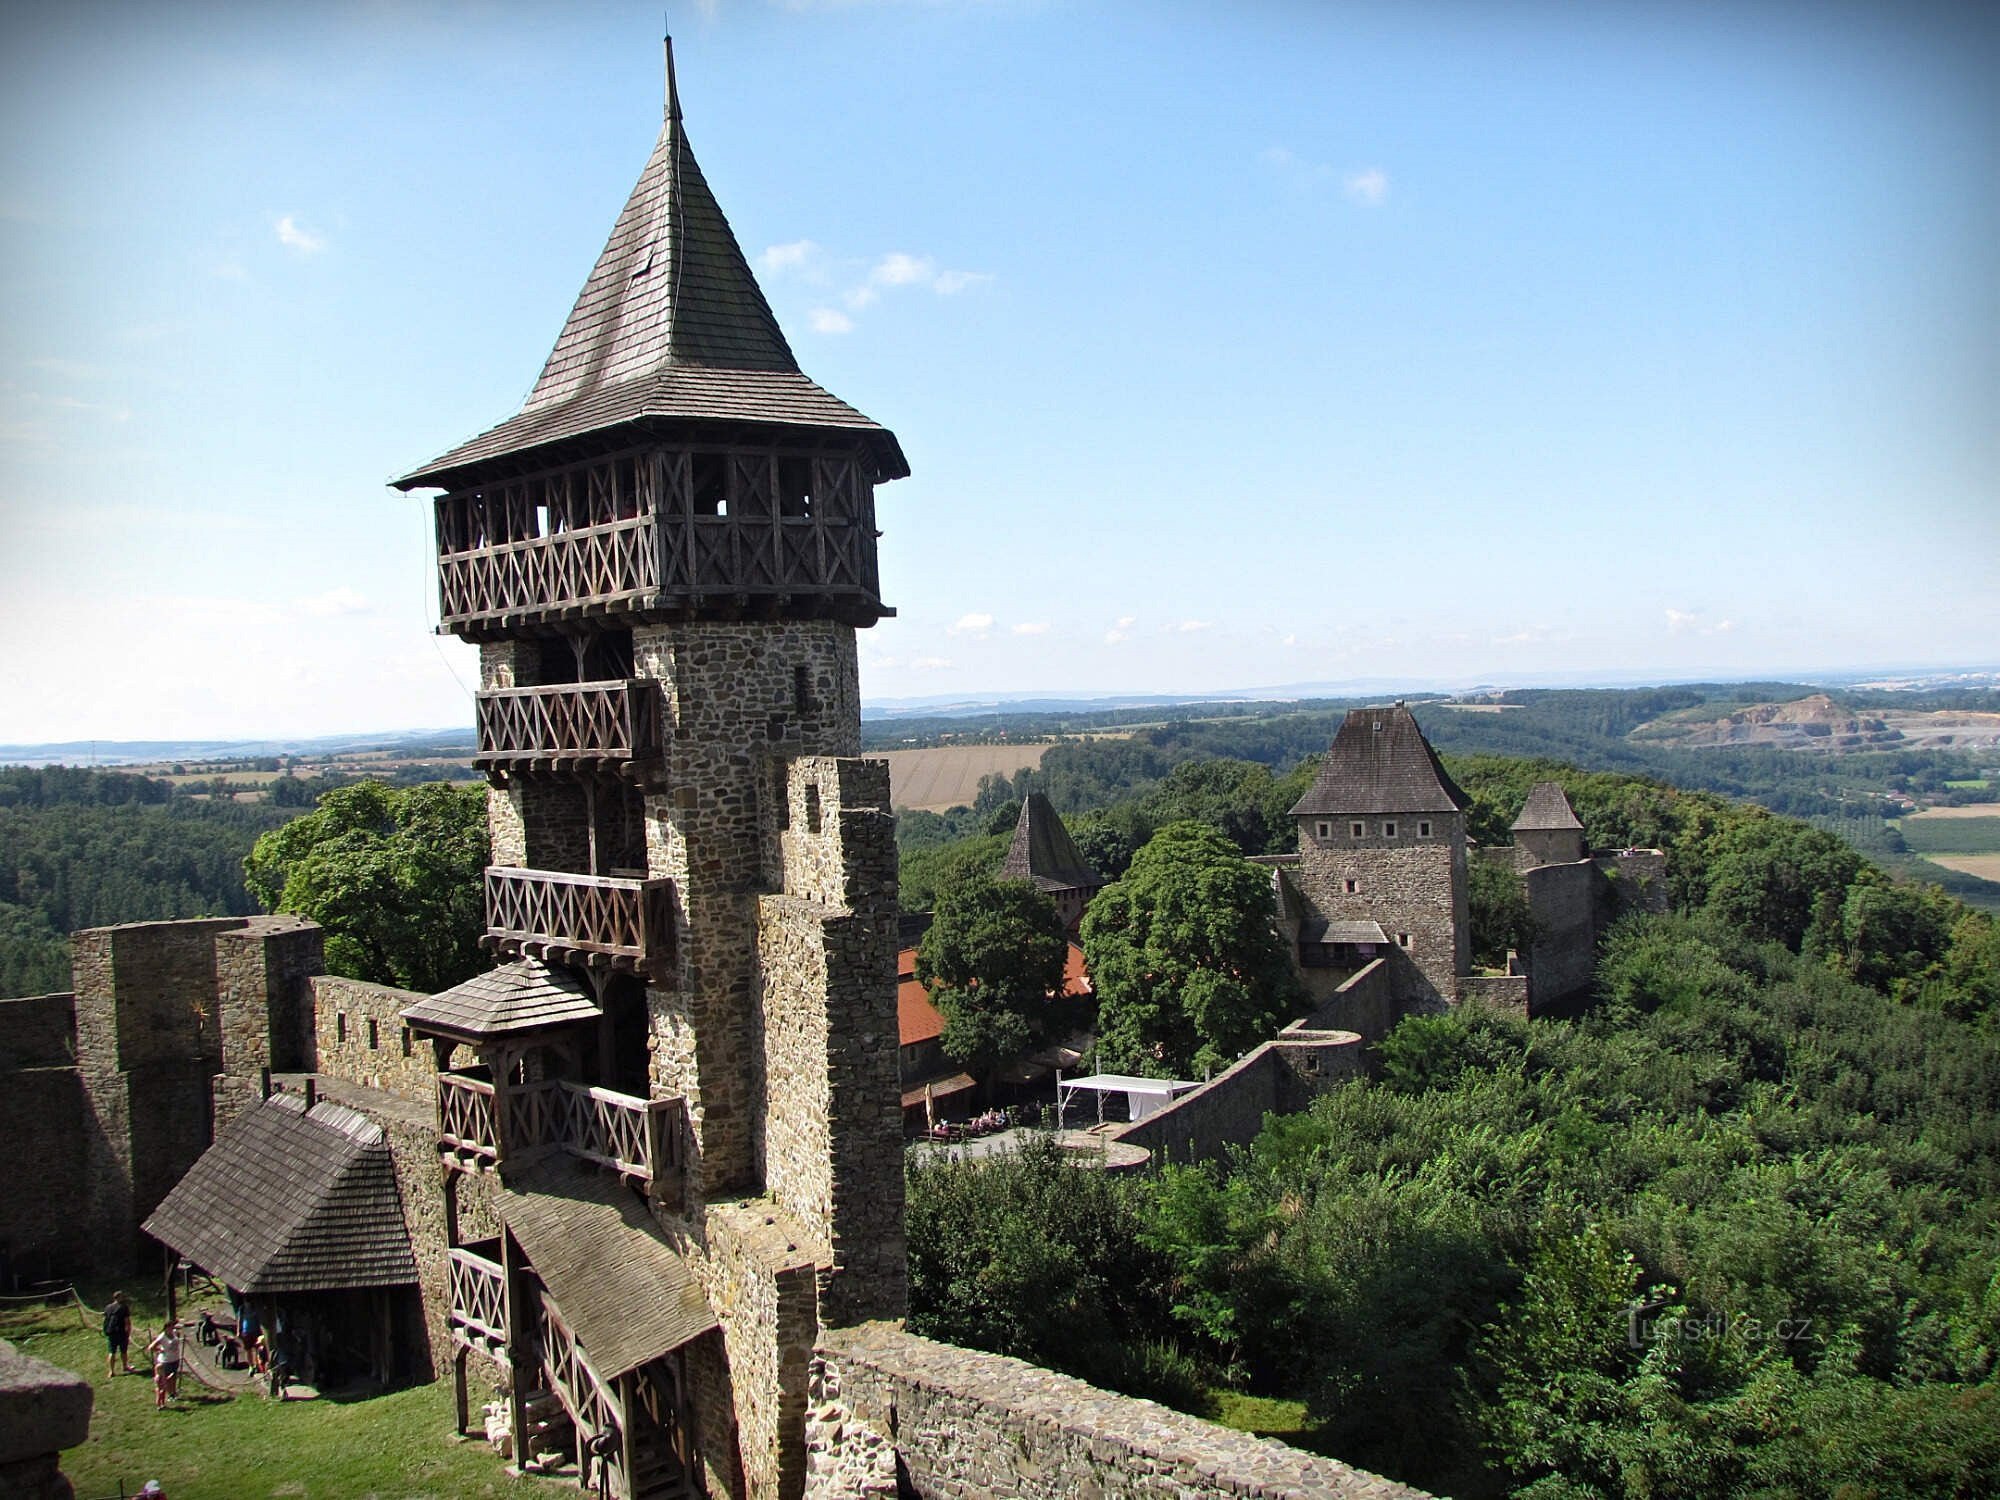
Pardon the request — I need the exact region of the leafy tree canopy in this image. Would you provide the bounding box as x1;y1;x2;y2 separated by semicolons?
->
1082;819;1304;1078
916;872;1071;1090
243;780;488;993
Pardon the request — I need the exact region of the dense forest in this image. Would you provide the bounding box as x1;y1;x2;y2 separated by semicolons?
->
908;752;2000;1497
0;768;296;995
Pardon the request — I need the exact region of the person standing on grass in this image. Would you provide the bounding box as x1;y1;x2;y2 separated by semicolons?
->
102;1291;132;1376
146;1319;183;1409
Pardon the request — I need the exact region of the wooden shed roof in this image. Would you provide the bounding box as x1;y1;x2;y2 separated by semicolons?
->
1290;705;1466;817
1511;780;1584;832
401;959;600;1042
498;1157;716;1380
999;793;1104;894
142;1093;416;1295
397;41;906;490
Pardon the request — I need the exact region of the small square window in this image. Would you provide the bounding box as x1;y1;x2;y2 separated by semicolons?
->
1419;821;1432;837
1316;821;1331;839
1397;932;1411;948
1350;821;1365;838
1384;821;1397;838
1344;878;1359;894
367;1017;380;1051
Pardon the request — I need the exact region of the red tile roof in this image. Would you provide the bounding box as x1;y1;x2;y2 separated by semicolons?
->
897;943;1089;1048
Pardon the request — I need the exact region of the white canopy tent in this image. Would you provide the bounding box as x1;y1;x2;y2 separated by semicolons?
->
1056;1072;1201;1129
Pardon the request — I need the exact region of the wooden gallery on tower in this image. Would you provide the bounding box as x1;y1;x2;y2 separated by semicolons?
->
391;40;907;1500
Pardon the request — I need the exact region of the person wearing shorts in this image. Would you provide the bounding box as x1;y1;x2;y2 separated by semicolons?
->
102;1292;132;1376
146;1321;183;1409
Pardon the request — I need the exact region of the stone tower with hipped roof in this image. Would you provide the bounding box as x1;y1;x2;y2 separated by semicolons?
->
1288;703;1470;1002
393;37;905;1500
999;792;1105;936
1511;779;1587;867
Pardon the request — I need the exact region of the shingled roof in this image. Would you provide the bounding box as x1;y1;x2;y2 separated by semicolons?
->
142;1093;416;1295
499;1157;716;1380
397;41;906;490
1289;705;1467;817
1511;781;1583;832
1000;794;1105;894
401;959;600;1043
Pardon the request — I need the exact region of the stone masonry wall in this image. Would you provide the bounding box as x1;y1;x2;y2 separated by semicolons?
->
812;1322;1433;1500
758;756;903;1328
72;920;237;1270
1522;860;1598;1008
0;994;74;1070
672;1200;825;1500
314;975;438;1099
1293;816;1468;1003
1599;849;1670;917
214;917;322;1114
633;619;860;1206
1113;1029;1365;1167
1301;955;1415;1043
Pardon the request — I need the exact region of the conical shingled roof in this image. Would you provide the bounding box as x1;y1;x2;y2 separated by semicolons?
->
396;42;907;489
1000;793;1104;894
142;1093;417;1295
1511;781;1583;832
1289;704;1466;817
401;959;601;1043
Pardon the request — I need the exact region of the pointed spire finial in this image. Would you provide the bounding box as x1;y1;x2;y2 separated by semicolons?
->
664;26;681;122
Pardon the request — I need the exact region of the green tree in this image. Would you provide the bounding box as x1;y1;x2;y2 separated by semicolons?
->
243;781;488;992
1467;856;1537;970
1081;820;1304;1078
916;872;1071;1094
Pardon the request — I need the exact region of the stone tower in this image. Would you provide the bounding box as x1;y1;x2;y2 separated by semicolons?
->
394;40;905;1499
1288;704;1469;1002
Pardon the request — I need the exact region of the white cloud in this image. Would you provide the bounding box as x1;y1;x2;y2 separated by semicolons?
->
843;285;880;312
758;238;819;273
1343;168;1390;206
274;215;326;254
1176;619;1212;633
932;270;992;295
1665;608;1735;637
1281;633;1299;648
909;656;953;671
871;252;935;287
807;307;854;335
1011;622;1050;636
299;586;370;618
1105;614;1136;645
947;612;994;638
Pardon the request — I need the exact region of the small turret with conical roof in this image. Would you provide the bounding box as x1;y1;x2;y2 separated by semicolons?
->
1000;793;1106;935
1511;781;1586;866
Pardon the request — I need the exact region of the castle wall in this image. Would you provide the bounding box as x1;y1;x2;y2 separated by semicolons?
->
1522;860;1598;1009
1112;1029;1365;1167
0;994;74;1070
1459;974;1530;1013
313;975;438;1099
1301;953;1420;1043
1293;817;1467;1003
633;619;861;1206
1515;826;1585;866
1599;849;1670;917
72;920;237;1270
213;918;322;1127
809;1323;1435;1500
0;994;84;1273
758;756;903;1328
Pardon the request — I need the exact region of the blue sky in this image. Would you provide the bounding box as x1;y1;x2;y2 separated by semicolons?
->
2;0;1994;741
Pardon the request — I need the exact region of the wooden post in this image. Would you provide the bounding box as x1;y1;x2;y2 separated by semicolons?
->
453;1346;470;1436
619;1372;638;1500
501;1229;529;1475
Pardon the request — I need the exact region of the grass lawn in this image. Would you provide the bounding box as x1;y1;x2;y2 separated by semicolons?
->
1901;817;2000;854
5;1288;548;1500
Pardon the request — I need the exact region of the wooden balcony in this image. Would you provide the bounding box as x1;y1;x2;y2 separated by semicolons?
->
484;867;675;978
433;445;885;637
436;1072;684;1204
447;1241;507;1355
475;679;664;775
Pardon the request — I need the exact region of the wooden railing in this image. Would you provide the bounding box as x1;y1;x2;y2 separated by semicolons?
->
484;867;675;977
538;1289;622;1473
433;446;884;635
436;1072;681;1199
474;679;663;769
447;1243;507;1352
438;1071;499;1165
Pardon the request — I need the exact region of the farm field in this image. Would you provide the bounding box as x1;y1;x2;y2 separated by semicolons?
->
1927;855;2000;882
1905;802;2000;820
882;743;1054;811
1898;817;2000;854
